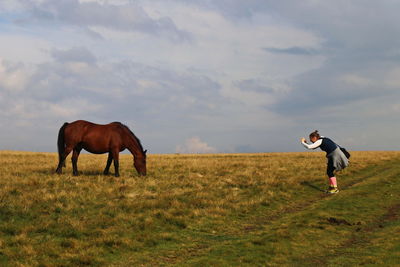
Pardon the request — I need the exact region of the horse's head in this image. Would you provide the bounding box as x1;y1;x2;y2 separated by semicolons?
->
134;149;147;176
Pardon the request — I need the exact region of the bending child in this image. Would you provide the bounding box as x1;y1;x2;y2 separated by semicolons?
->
301;130;349;194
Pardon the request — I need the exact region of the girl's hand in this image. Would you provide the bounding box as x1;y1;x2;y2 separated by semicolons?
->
301;138;306;143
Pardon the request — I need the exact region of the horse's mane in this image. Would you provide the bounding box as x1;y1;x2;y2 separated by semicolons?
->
115;122;145;154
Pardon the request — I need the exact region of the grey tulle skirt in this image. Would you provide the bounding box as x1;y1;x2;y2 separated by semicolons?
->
327;147;349;171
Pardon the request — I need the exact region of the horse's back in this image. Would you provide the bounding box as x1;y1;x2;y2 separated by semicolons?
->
63;120;126;153
67;120;123;132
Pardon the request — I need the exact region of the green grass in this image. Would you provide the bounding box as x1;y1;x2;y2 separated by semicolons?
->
0;151;399;266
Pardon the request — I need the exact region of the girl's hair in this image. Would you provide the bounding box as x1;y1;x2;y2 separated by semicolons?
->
309;130;321;139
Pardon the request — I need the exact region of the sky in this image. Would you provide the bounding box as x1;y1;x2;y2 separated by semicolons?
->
0;0;399;153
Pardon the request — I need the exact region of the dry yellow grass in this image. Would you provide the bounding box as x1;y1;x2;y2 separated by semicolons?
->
0;150;399;266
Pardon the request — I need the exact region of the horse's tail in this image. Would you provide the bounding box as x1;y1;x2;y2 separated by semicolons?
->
57;122;69;165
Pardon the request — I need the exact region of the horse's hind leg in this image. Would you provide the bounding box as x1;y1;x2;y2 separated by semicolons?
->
103;153;113;175
56;146;73;174
112;149;120;177
71;146;82;176
56;159;64;174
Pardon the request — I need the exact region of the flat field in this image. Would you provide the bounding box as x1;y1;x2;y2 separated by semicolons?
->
0;151;399;266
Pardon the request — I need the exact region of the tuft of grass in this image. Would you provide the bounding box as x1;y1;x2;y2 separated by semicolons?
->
0;150;399;265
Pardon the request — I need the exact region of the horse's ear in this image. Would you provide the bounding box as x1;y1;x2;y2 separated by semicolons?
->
144;149;147;154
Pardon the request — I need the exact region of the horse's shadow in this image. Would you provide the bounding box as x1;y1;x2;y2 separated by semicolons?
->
31;168;57;176
33;168;115;177
300;181;325;192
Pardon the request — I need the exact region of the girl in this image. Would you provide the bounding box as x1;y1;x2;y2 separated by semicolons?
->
301;130;349;194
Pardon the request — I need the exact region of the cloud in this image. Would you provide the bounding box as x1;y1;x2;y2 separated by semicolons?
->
0;46;227;151
0;1;23;10
168;0;270;20
0;34;51;64
176;137;217;154
51;47;97;64
17;0;191;42
1;46;223;115
263;46;319;55
1;0;400;153
0;60;30;92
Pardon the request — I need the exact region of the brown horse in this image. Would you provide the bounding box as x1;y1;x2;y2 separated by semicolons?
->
56;120;147;177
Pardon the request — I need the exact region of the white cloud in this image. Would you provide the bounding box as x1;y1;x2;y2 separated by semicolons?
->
176;137;217;154
17;0;191;42
141;2;324;80
0;1;23;10
0;59;30;92
384;67;400;89
339;74;373;87
0;35;51;64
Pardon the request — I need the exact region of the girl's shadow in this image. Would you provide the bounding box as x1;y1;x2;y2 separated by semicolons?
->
300;181;325;192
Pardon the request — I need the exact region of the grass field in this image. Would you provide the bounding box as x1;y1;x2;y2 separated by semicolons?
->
0;150;399;266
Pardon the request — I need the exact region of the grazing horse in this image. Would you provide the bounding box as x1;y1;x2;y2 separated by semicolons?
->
56;120;147;177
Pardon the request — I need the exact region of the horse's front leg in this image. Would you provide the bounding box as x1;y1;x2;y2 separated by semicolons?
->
112;149;120;177
71;147;82;176
103;153;113;175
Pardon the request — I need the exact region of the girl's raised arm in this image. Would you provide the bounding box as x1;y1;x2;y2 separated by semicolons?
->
301;138;322;150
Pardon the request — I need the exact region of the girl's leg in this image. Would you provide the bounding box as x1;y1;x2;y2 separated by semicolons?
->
329;176;337;188
327;159;339;193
